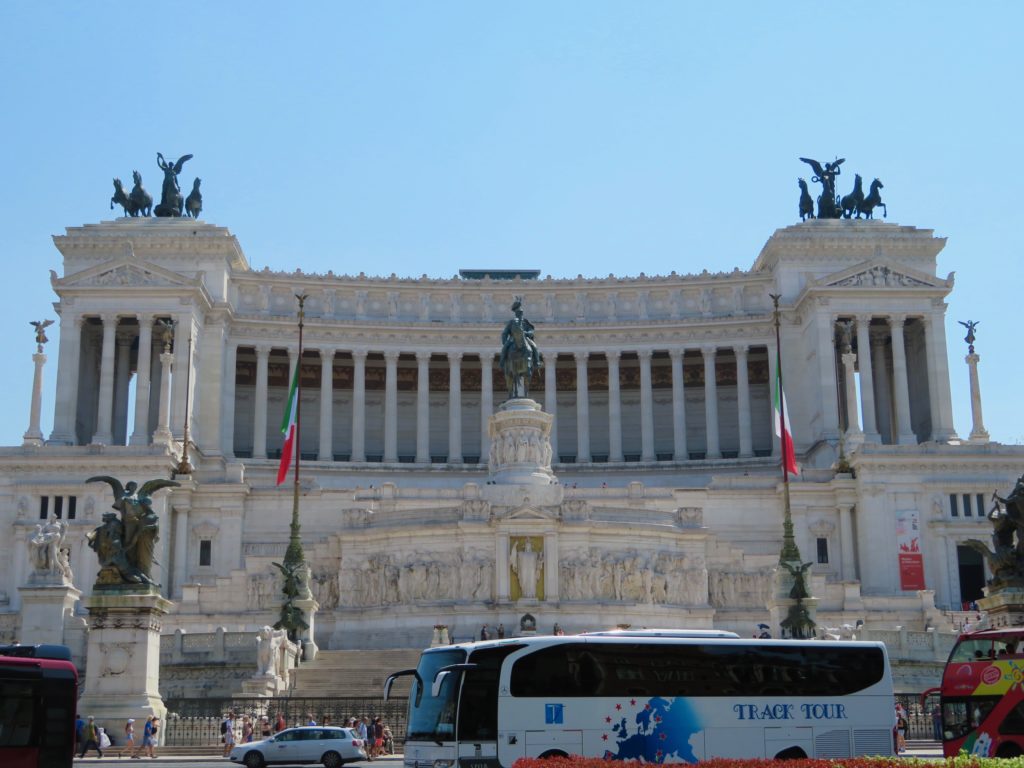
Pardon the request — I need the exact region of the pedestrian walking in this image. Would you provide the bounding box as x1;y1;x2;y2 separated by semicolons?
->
79;715;103;758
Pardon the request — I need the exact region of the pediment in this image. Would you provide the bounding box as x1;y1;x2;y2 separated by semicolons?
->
816;260;949;290
507;504;557;521
53;256;195;290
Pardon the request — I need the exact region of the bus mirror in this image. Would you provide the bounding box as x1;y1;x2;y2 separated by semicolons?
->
384;669;420;703
431;664;478;697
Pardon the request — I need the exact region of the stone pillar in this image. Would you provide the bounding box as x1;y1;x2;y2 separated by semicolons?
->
639;350;656;462
575;352;591;462
966;352;990;443
351;349;367;462
17;583;81;647
221;342;237;458
925;311;958;441
130;316;154;446
855;315;880;443
480;354;494;463
384;351;399;463
173;506;189;599
319;348;335;461
702;346;721;459
152;347;175;444
838;503;857;581
841;351;863;442
768;343;780;457
735;345;753;458
112;328;133;445
607;351;624;462
23;349;47;447
871;328;894;443
49;313;83;445
77;590;172;731
170;316;194;441
544;354;558;462
448;352;463;463
415;352;431;463
92;314;118;445
816;308;840;439
889;315;916;445
670;349;687;461
252;345;270;459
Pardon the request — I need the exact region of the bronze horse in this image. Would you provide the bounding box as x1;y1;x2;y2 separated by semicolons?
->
798;179;814;221
129;171;152;217
110;178;132;216
858;179;886;219
841;174;864;219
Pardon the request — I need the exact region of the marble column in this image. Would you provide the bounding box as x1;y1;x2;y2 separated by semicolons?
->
768;343;780;457
152;347;174;443
319;348;335;461
607;351;624;462
351;350;367;462
130;316;154;446
638;350;655;462
870;328;894;443
855;315;880;443
966;352;990;443
670;350;687;461
415;352;431;463
480;354;494;463
735;345;753;458
889;315;916;445
545;354;558;462
838;504;857;581
221;342;237;457
384;351;399;462
173;505;189;599
925;311;958;441
23;349;47;446
841;351;863;441
49;313;84;445
702;346;721;459
112;328;133;445
92;314;118;445
170;317;194;441
575;352;591;462
252;345;270;459
448;352;463;463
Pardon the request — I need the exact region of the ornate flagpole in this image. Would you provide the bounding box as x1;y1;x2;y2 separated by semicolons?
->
275;294;311;644
771;294;800;564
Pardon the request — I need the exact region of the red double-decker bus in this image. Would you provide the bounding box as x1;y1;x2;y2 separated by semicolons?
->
0;644;78;768
933;627;1024;757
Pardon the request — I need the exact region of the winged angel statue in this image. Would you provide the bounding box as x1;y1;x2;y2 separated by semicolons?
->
154;152;194;217
86;476;179;587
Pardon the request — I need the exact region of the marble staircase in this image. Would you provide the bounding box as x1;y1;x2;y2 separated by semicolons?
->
291;649;421;697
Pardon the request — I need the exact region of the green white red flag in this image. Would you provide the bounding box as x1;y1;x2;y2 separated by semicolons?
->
276;365;299;485
773;365;799;477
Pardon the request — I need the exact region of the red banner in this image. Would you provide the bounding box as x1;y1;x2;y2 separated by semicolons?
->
896;509;925;590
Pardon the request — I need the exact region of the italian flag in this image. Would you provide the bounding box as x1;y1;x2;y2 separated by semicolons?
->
774;365;799;477
276;365;299;486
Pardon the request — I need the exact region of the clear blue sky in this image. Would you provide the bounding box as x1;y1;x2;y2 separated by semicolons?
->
1;2;1022;446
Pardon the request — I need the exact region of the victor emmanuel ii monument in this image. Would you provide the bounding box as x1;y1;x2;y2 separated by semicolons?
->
0;155;1022;698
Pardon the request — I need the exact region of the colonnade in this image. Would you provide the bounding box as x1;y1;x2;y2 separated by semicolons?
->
229;343;778;465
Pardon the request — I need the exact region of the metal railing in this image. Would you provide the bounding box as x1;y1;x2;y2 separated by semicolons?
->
164;696;408;748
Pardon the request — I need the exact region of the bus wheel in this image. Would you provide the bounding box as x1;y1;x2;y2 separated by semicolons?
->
997;743;1023;758
538;750;569;759
774;747;807;760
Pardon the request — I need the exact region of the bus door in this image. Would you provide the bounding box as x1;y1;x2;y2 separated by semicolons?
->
458;645;523;768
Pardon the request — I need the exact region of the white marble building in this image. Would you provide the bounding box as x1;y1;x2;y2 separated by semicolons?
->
1;216;1022;654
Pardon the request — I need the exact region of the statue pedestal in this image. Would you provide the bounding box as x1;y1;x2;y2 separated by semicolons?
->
17;582;81;646
978;588;1024;628
241;673;288;698
488;398;555;486
77;588;172;731
294;594;320;661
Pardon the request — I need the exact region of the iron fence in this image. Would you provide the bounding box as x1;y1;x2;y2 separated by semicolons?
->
896;692;939;741
164;696;408;748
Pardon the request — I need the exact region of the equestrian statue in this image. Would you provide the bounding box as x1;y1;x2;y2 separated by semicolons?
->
499;296;543;399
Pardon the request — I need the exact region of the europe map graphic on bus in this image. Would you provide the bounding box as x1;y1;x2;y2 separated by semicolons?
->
603;696;702;763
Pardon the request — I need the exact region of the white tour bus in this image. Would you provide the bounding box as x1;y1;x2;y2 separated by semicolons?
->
385;629;895;767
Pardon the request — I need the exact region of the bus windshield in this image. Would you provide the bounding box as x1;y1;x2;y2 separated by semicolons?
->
407;649;465;743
